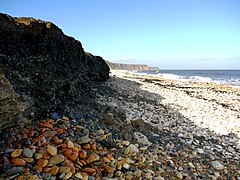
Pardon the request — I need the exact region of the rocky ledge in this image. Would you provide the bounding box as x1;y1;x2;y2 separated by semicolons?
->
0;13;109;130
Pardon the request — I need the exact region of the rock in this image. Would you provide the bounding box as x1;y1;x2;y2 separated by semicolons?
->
176;171;183;179
104;113;117;125
11;158;26;166
59;166;71;173
131;119;145;129
0;13;109;130
48;154;65;165
67;141;74;149
211;160;224;170
51;165;59;176
75;173;83;179
79;135;91;144
6;167;24;176
23;157;34;163
11;149;23;157
34;153;43;159
84;167;96;174
88;153;100;162
47;145;57;156
23;148;33;158
64;172;72;180
125;144;139;154
134;132;152;146
37;159;48;167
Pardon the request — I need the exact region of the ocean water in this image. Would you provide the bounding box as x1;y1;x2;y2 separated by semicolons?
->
140;70;240;87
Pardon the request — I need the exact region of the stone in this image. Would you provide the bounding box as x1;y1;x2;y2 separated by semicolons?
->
79;150;87;159
69;152;78;161
37;159;48;167
134;132;152;146
211;161;224;170
64;172;72;180
47;145;57;156
0;13;109;130
23;157;34;163
84;167;96;174
88;153;100;162
134;170;142;177
125;144;139;154
6;167;24;176
176;171;183;179
11;149;23;157
131;119;145;129
11;158;26;166
59;166;71;173
104;164;115;173
104;113;115;125
121;141;130;146
35;153;43;159
48;154;65;165
51;165;59;176
75;173;83;179
23;148;33;158
67;141;74;148
79;135;91;144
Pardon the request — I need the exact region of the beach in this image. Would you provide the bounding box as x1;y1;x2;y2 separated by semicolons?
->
96;70;240;178
1;69;240;179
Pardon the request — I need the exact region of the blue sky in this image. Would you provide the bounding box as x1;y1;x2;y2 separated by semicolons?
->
1;0;240;69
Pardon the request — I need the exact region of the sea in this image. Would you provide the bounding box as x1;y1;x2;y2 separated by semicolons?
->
138;70;240;87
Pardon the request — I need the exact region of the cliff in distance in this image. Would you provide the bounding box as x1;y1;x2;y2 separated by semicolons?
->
0;13;109;130
106;61;159;71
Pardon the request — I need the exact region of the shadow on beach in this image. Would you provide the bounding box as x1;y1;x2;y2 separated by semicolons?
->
95;76;239;177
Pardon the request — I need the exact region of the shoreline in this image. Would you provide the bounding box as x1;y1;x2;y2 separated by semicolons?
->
108;70;240;138
111;69;240;89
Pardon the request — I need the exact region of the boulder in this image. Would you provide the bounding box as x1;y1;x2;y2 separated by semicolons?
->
0;13;109;130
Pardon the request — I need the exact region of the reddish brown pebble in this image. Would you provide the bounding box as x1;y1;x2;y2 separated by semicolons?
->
28;131;35;137
51;165;59;175
84;167;96;174
64;149;73;158
11;158;26;166
43;130;56;137
106;154;114;161
40;121;53;128
91;143;97;150
104;164;115;173
69;152;78;161
79;160;87;166
35;165;43;173
53;136;63;144
37;159;48;167
79;150;87;159
43;167;52;173
83;144;91;150
88;153;100;163
11;149;23;158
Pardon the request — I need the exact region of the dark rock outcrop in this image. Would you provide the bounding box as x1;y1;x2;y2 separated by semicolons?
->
0;13;109;130
106;61;159;71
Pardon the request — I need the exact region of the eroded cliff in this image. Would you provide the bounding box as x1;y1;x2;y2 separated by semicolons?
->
0;13;109;130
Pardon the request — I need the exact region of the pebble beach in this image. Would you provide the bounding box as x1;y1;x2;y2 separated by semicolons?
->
1;70;240;179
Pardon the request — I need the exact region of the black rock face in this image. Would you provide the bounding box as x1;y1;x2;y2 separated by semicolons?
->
0;13;109;130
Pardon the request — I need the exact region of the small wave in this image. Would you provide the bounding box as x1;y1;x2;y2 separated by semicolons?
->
188;76;215;82
157;73;185;80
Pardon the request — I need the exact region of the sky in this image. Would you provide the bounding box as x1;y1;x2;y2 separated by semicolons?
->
1;0;240;69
